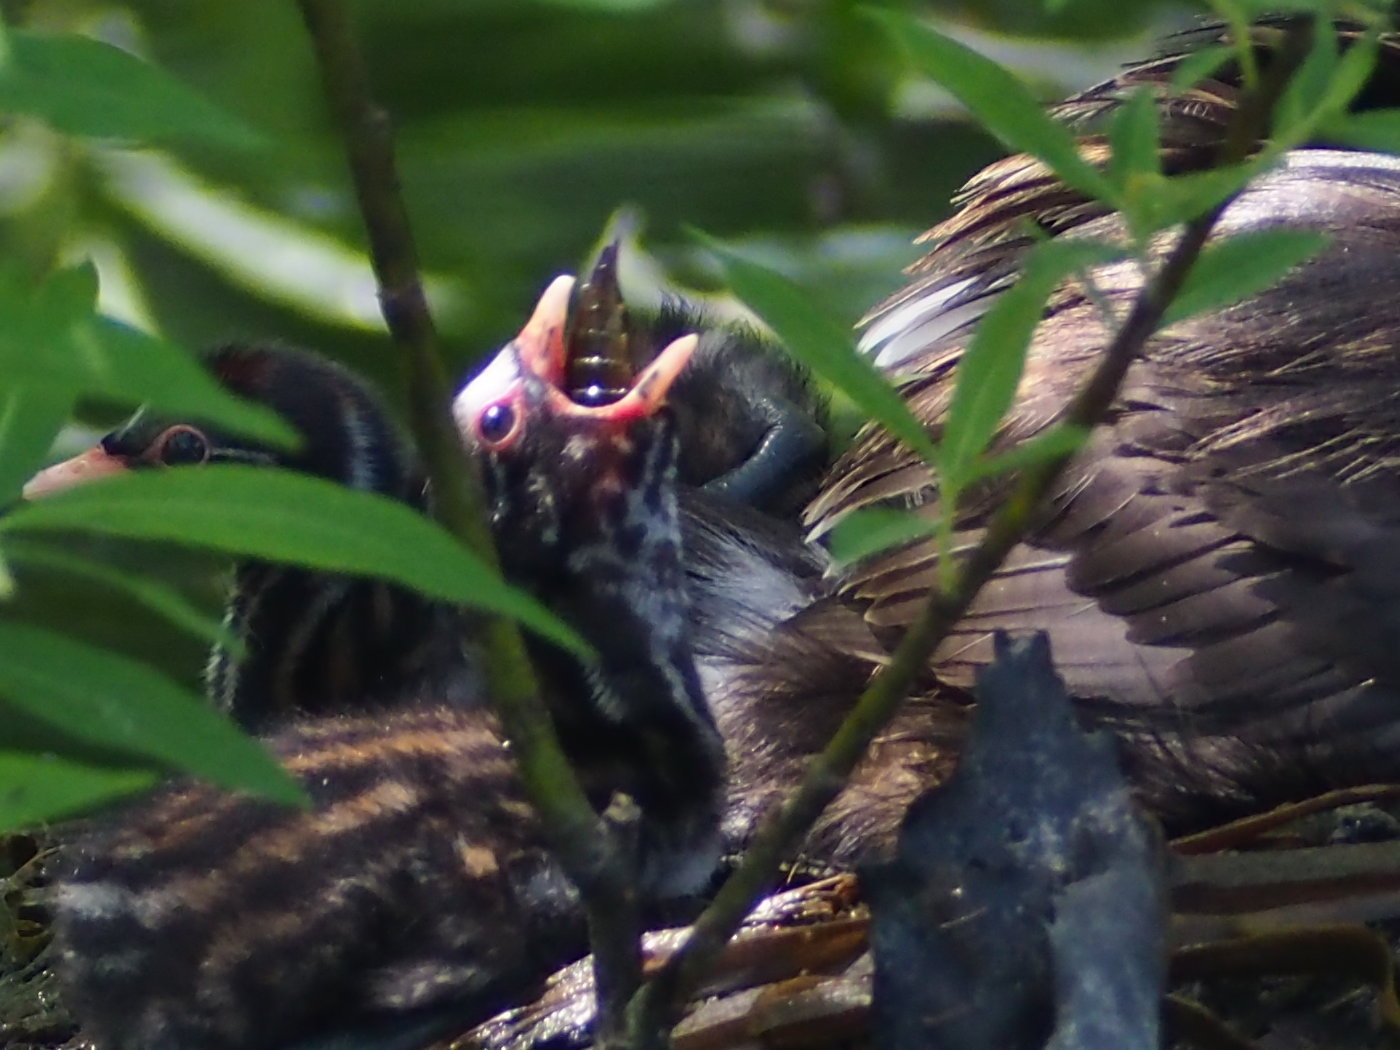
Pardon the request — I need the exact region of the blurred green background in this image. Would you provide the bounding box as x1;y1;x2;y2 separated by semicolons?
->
0;0;1165;389
0;0;1158;690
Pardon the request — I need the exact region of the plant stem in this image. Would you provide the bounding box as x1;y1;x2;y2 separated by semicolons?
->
293;0;638;1031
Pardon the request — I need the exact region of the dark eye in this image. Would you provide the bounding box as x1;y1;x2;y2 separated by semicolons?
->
477;401;519;448
155;425;210;466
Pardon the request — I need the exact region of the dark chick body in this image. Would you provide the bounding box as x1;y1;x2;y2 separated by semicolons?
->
57;709;572;1050
47;294;722;1050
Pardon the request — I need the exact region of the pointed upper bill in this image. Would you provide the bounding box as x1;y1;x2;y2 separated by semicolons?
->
23;445;130;500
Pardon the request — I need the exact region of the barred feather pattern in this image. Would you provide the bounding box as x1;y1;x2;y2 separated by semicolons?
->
56;708;578;1050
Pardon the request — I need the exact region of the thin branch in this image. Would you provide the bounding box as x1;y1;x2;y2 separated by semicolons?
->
628;18;1315;1043
293;0;639;1025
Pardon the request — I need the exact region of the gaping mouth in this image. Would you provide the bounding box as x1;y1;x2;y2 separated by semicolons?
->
457;248;696;435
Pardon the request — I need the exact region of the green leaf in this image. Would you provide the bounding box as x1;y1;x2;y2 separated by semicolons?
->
0;622;303;805
1316;28;1379;120
940;238;1121;497
1153;156;1275;224
3;537;236;652
0;30;262;149
1107;87;1160;190
536;0;673;7
0;385;74;503
870;10;1113;205
0;464;591;659
0;750;159;832
693;230;939;464
1106;87;1163;240
968;424;1090;483
1274;19;1339;135
1323;107;1400;152
0;264;295;448
89;318;298;447
828;507;937;567
1164;228;1328;327
1169;44;1235;93
1275;26;1379;148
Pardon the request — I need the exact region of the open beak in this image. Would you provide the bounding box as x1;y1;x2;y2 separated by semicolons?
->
22;447;129;500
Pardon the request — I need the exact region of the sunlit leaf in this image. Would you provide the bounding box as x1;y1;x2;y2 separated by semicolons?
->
941;239;1121;496
871;10;1113;204
1164;229;1328;327
828;506;937;567
0;464;591;659
0;30;262;149
0;622;302;805
0;750;158;832
694;231;938;464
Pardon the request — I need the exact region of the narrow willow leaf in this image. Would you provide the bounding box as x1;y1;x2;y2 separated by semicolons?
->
3;537;236;652
1153;156;1273;224
1273;26;1380;149
0;622;303;805
0;385;74;502
1163;229;1328;327
1107;87;1164;241
1323;107;1400;152
828;507;938;568
694;231;939;464
0;465;591;659
1169;44;1234;92
0;30;262;149
1274;20;1339;135
0;264;294;447
968;424;1090;484
1107;87;1161;192
870;10;1113;205
89;318;297;447
0;750;159;832
940;239;1121;497
1316;28;1379;121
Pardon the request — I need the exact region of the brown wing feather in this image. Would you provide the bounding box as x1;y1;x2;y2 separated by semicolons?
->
804;22;1400;819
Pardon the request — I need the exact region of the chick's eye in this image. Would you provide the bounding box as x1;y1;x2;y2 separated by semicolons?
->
156;426;210;466
477;401;519;448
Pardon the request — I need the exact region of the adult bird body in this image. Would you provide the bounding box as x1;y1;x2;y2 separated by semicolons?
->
811;22;1400;826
